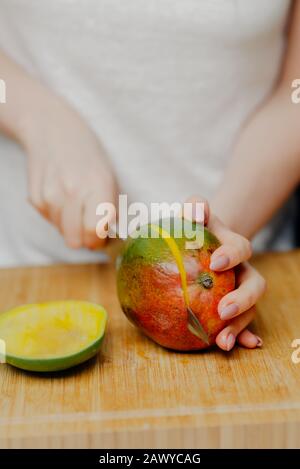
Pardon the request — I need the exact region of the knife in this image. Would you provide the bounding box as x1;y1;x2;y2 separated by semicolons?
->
187;306;210;345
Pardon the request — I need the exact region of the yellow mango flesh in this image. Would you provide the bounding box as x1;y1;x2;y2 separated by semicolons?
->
150;224;190;307
0;301;106;359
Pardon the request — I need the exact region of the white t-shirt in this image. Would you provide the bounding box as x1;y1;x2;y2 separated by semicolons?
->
0;0;293;266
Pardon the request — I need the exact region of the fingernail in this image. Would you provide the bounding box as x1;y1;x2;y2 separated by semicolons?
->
210;255;230;271
256;335;263;347
226;333;235;351
219;303;239;320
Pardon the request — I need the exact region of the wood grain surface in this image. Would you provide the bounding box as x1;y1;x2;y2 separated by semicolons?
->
0;247;300;448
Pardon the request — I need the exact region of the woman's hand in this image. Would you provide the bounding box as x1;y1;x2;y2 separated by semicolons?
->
21;94;117;249
185;196;266;351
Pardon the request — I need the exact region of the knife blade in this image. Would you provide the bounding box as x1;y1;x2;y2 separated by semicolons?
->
187;306;210;345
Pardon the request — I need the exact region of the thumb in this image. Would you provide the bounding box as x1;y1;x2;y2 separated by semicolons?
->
183;195;210;226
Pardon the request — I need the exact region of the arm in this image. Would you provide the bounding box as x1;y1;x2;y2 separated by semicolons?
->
0;48;117;248
211;0;300;239
0;48;47;142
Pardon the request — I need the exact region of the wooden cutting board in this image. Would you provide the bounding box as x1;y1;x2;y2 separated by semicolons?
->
1;247;300;449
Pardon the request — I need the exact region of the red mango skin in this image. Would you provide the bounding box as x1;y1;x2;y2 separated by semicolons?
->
117;221;235;351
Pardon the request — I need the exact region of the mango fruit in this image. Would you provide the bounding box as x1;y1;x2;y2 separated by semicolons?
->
117;218;235;351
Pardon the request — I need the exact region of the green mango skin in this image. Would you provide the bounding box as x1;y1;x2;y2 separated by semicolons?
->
117;218;235;351
5;335;105;372
0;301;107;372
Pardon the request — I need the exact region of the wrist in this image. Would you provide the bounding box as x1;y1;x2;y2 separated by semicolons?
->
0;69;51;147
16;85;63;150
211;193;253;239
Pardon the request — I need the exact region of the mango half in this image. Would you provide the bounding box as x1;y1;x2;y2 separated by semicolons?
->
0;301;107;372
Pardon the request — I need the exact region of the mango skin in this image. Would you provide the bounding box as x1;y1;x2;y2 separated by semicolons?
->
117;219;235;351
5;336;105;373
0;301;107;372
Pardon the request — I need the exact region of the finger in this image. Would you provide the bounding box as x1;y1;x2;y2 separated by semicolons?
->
237;329;263;349
61;193;83;248
216;307;256;351
42;169;63;228
218;263;266;320
183;195;210;225
209;216;252;270
82;192;110;249
27;160;45;214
